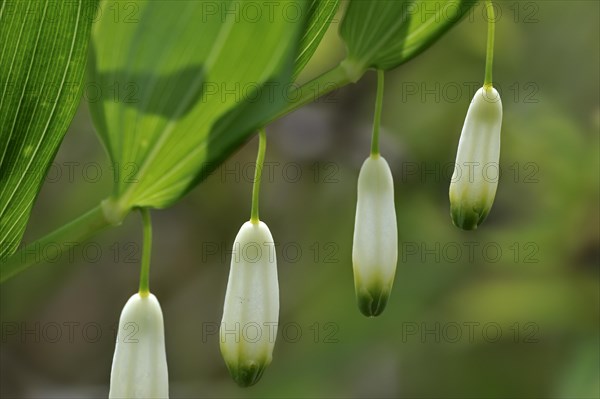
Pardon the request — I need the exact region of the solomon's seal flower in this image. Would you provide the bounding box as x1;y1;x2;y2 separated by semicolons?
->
449;86;503;230
352;155;398;317
220;220;279;387
109;293;169;399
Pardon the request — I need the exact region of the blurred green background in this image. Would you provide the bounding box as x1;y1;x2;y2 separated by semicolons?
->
1;1;599;398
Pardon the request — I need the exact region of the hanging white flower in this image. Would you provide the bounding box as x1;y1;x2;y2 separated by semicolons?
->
352;155;398;317
109;293;169;399
220;221;279;387
449;86;503;230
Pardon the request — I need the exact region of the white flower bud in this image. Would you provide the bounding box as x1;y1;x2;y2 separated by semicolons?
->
109;293;169;399
449;86;503;230
352;155;398;317
220;221;279;387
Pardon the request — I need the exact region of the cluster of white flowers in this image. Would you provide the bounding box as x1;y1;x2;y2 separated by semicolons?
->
107;11;503;392
350;85;503;318
107;87;503;397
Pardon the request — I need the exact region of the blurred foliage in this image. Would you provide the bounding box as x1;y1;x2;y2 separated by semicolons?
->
1;1;599;398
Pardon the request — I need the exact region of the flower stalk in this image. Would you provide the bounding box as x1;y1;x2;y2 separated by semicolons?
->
371;70;385;156
138;208;152;296
484;0;496;88
250;129;267;224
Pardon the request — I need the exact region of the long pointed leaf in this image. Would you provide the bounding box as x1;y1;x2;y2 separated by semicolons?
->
294;0;340;79
0;0;98;260
340;0;476;71
88;0;308;209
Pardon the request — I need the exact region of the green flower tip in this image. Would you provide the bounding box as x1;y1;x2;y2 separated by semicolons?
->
226;360;268;388
356;284;390;318
450;204;490;231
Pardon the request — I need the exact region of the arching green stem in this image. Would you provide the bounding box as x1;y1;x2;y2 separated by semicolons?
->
484;0;496;87
0;199;126;283
371;70;385;156
138;208;152;296
250;128;267;224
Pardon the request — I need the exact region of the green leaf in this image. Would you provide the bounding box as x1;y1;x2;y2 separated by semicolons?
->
340;0;476;72
293;0;340;79
88;0;308;210
0;0;97;260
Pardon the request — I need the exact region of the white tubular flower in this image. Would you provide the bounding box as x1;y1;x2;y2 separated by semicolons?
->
449;86;503;230
109;293;168;399
220;221;279;387
352;155;398;317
